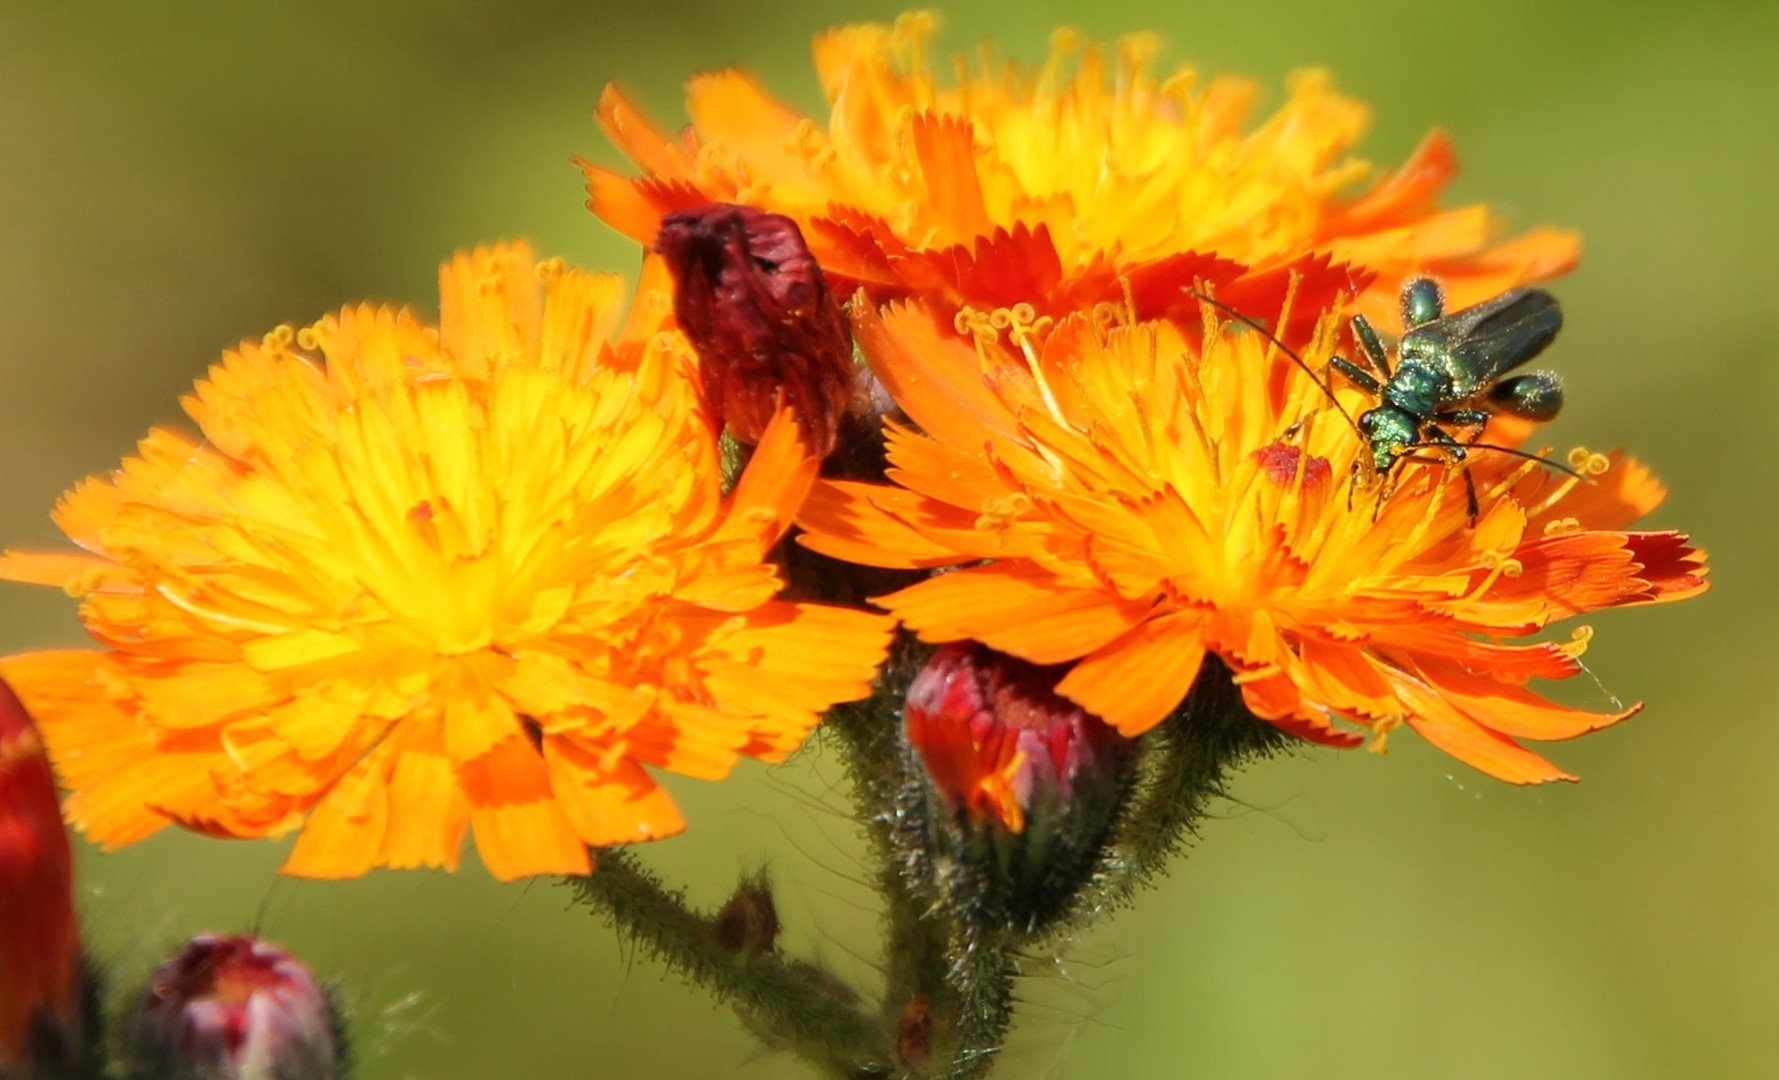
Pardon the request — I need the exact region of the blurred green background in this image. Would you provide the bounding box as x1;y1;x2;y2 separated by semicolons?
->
2;0;1775;1076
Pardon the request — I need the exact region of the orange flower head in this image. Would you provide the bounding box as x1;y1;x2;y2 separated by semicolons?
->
797;297;1707;783
0;679;80;1070
584;11;1577;336
0;242;892;880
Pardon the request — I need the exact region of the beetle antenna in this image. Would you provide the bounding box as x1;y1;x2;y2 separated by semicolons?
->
1184;287;1363;437
1408;441;1593;482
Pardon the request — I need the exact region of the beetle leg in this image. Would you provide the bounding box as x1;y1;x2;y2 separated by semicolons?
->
1437;408;1493;431
1414;429;1481;523
1351;314;1393;378
1331;356;1381;394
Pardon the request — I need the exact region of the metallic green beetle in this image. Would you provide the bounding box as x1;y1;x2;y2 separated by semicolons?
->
1335;277;1565;479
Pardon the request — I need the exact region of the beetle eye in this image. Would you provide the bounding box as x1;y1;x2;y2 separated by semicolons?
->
1400;277;1445;329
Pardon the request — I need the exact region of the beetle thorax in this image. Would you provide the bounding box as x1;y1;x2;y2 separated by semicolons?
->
1380;362;1447;420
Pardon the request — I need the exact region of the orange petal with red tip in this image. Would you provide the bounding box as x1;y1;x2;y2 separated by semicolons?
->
892;224;1069;313
1621;532;1710;603
1319;129;1458;235
805;222;902;290
1470;529;1706;625
1055;611;1207;737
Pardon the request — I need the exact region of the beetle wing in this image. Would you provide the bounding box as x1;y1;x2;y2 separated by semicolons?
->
1443;288;1563;394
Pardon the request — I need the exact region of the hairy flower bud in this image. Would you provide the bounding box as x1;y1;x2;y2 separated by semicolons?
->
714;879;780;955
901;643;1137;935
655;203;853;456
124;934;343;1080
0;677;87;1076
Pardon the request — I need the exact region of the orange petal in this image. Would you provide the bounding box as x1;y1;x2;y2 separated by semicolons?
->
545;739;686;847
0;651;192;847
595;83;689;179
1294;639;1400;719
877;564;1154;665
796;479;976;569
0;551;125;591
1415;658;1638;742
1368;628;1578;681
717;406;819;549
1237;667;1364;748
281;740;397;879
911;112;989;238
1390;670;1575;784
685;70;809;182
689;601;893;766
852;301;1019;449
1056;612;1207;737
1521;452;1668;532
379;734;471;872
460;736;590;880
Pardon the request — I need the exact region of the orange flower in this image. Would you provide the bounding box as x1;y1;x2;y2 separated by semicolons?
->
797;298;1706;782
0;242;891;880
584;11;1576;335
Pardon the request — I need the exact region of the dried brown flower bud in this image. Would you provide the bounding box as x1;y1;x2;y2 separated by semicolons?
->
655;203;853;456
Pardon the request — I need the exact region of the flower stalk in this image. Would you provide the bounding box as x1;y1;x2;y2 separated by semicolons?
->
566;849;893;1078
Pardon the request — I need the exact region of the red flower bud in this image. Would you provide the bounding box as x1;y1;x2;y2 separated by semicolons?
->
906;644;1128;835
0;678;84;1074
126;934;342;1080
902;644;1137;933
655;203;853;456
